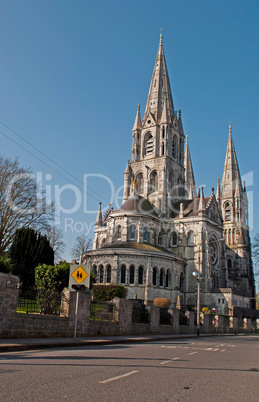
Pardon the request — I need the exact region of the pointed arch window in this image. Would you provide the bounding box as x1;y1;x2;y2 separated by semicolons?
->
99;265;104;283
138;266;144;285
171;232;177;246
121;265;126;284
162;126;165;139
180;272;184;292
166;269;170;288
172;135;178;160
188;231;194;245
225;202;231;221
161;142;165;156
158;232;163;246
159;269;164;287
116;225;121;240
106;264;111;283
129;225;136;240
136;173;144;194
129;265;135;284
92;264;97;276
143;227;149;242
143;132;154;157
152;267;157;286
149;170;158;193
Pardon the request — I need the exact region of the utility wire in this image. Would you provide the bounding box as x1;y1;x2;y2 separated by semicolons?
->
0;120;111;205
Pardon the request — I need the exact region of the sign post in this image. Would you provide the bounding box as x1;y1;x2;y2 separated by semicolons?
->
69;264;90;339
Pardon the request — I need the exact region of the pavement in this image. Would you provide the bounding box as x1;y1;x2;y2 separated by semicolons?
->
0;332;243;353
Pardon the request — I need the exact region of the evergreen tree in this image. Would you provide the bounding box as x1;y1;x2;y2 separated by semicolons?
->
9;228;54;289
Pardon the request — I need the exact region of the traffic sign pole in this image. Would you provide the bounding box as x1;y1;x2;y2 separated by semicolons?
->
74;290;79;340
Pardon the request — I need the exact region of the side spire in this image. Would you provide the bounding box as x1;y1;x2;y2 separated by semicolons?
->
95;202;103;226
143;34;174;124
221;125;242;200
132;104;142;131
184;135;196;199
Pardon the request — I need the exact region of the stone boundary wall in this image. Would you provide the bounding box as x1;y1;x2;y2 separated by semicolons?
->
1;274;259;338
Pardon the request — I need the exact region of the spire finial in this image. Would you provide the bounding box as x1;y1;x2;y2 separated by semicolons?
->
137;104;140;111
160;28;163;43
229;122;232;135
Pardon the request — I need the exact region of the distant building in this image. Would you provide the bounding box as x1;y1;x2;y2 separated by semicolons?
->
83;35;255;314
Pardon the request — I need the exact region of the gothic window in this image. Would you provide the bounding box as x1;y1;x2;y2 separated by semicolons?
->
143;132;154;157
161;142;165;155
162;126;165;139
227;258;232;270
158;232;163;246
229;229;232;245
166;269;170;288
116;225;121;240
129;225;136;240
129;265;135;284
106;264;111;283
209;240;217;265
177;176;184;197
171;232;177;246
136;173;144;194
138;266;144;285
172;135;178;160
92;264;97;276
159;269;164;287
121;265;126;284
101;238;106;248
143;227;148;242
152;267;157;286
149;170;158;193
188;231;194;245
225;202;231;221
99;265;104;283
233;228;235;244
169;171;174;193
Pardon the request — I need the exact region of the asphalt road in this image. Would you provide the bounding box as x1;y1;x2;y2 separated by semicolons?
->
0;335;258;402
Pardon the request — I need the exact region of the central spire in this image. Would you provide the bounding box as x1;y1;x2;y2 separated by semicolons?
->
143;34;175;124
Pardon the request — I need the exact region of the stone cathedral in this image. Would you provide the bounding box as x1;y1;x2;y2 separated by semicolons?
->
83;35;255;314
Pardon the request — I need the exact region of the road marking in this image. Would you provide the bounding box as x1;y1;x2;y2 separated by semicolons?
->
213;348;219;351
100;370;139;384
160;360;171;365
173;357;179;360
220;349;226;352
206;348;213;350
188;351;198;355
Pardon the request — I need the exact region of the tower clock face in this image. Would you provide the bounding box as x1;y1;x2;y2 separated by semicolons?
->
209;242;217;265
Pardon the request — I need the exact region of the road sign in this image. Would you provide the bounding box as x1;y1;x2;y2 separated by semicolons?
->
72;266;88;284
69;264;90;290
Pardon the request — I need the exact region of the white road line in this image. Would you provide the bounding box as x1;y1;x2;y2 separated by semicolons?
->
188;351;198;355
173;357;179;360
213;348;219;351
220;349;226;352
160;360;172;365
100;370;139;384
206;348;213;350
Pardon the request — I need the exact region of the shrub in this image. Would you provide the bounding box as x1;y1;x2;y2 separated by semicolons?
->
154;298;171;308
92;284;126;301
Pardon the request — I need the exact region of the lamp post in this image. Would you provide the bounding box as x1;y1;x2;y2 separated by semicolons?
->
192;270;202;336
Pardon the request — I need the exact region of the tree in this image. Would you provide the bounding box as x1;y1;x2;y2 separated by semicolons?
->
9;228;54;289
35;262;70;293
43;225;65;263
0;155;53;255
71;235;92;259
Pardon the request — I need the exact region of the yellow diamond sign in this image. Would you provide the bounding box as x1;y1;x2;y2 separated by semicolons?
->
72;266;89;284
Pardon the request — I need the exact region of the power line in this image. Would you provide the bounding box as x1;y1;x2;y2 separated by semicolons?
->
0;120;111;205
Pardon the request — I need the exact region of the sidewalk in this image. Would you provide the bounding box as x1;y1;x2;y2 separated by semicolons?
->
0;332;242;353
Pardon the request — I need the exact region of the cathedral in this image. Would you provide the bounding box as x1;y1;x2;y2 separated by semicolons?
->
83;35;255;314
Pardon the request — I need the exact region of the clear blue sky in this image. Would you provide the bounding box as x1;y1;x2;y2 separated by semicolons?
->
0;0;258;265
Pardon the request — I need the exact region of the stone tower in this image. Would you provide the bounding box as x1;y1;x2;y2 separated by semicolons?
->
125;34;191;216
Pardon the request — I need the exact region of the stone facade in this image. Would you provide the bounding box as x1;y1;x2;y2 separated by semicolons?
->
82;34;255;314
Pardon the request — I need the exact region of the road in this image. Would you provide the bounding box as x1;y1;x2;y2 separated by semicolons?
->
0;335;258;401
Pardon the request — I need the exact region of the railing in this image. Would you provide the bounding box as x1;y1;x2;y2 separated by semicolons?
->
17;289;64;316
159;308;171;325
132;301;149;324
90;300;117;322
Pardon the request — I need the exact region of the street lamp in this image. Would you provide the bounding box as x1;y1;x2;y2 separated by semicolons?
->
192;270;203;336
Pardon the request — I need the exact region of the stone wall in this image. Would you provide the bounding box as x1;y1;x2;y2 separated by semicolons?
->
0;272;258;339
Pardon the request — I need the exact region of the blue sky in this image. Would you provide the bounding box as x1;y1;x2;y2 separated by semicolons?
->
0;0;258;266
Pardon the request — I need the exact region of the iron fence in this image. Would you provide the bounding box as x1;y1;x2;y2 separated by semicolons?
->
90;300;117;322
132;301;149;324
17;289;64;316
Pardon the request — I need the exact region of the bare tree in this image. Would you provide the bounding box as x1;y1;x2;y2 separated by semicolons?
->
0;155;53;255
43;225;65;263
71;235;92;259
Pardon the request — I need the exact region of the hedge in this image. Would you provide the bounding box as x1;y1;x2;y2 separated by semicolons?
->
92;284;126;301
